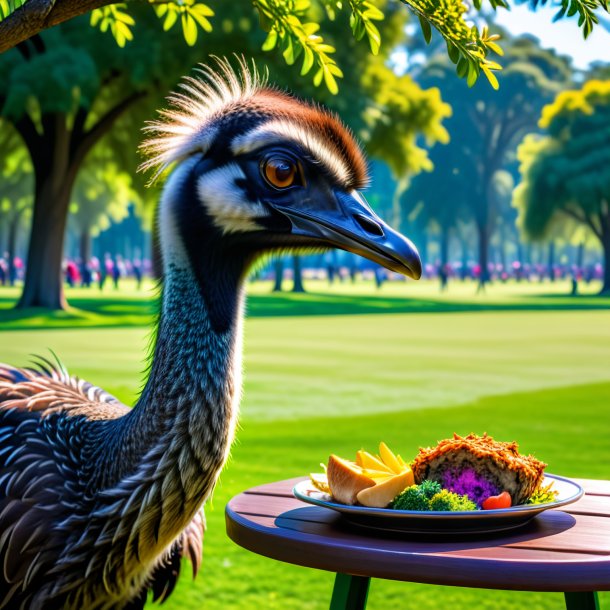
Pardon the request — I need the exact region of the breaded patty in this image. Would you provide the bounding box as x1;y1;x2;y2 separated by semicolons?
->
411;433;546;506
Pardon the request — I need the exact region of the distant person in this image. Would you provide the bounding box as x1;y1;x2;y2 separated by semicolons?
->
65;260;79;287
374;265;386;289
439;264;448;291
100;253;113;290
0;255;7;286
133;258;143;290
79;258;92;288
113;255;125;290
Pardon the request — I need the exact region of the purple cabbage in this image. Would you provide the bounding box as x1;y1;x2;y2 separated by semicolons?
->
440;467;500;507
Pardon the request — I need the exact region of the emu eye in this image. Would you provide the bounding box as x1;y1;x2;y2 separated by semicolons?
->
263;157;298;189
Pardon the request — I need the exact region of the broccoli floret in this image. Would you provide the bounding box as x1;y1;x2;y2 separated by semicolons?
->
527;482;559;505
391;481;442;511
391;485;431;511
418;479;442;500
429;489;478;511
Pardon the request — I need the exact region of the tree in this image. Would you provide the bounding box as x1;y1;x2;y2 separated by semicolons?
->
69;158;137;263
1;0;608;91
0;11;205;308
0;128;31;285
405;131;471;275
415;36;573;286
514;79;610;293
1;2;452;307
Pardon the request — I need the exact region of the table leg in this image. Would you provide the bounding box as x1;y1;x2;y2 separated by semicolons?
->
564;592;600;610
329;573;370;610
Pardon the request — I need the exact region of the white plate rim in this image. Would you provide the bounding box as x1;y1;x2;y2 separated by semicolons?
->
293;473;584;521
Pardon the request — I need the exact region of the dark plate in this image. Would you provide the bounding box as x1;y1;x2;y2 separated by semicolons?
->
293;474;584;535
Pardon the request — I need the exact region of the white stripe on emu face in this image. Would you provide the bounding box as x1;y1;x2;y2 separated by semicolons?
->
197;163;268;234
231;120;351;187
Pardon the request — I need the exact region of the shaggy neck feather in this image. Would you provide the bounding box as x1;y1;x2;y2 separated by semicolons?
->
92;162;245;574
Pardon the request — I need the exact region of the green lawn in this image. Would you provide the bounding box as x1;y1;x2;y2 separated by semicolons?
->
0;280;609;609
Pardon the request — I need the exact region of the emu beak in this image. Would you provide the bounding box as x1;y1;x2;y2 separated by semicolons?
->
276;190;422;279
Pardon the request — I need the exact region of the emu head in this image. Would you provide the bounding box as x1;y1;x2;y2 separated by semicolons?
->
141;57;422;280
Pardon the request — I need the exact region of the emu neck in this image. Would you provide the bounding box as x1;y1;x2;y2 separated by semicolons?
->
134;261;243;446
93;164;246;565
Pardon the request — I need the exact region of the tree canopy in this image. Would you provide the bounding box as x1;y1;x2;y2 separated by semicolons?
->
514;79;610;292
1;0;609;90
0;2;452;309
405;35;573;284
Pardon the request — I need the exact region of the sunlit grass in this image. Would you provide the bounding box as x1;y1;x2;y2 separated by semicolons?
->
0;281;609;609
0;277;608;331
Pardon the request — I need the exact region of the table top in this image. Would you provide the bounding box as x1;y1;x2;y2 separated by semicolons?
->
225;476;610;592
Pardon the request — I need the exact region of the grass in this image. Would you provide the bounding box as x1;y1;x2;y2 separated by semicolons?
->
0;277;609;330
0;279;609;609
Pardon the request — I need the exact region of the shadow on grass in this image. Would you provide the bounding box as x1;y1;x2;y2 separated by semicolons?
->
1;288;609;331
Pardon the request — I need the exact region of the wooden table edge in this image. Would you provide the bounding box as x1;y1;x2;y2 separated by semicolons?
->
225;500;610;592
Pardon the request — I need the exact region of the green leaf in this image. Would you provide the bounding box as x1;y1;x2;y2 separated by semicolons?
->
90;9;103;27
447;42;460;65
182;13;198;46
163;9;178;31
466;62;478;87
261;28;278;51
282;36;295;65
365;21;381;54
418;15;432;44
323;66;339;94
481;65;499;90
486;41;503;56
189;5;213;32
362;2;384;20
301;46;314;75
313;67;324;87
456;57;468;78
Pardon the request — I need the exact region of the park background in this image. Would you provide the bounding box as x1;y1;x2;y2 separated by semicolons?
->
1;0;610;608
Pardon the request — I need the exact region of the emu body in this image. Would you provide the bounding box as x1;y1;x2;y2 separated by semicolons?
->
0;59;421;609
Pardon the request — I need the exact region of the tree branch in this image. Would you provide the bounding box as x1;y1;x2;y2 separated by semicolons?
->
0;0;172;54
12;114;42;164
71;89;147;167
71;105;89;141
560;208;602;240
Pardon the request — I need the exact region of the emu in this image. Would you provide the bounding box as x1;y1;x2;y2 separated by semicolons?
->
0;58;421;609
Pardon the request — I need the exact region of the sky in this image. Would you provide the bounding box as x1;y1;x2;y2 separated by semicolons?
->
493;3;610;69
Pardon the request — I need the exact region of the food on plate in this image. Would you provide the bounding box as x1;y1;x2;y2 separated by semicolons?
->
308;435;554;512
411;433;546;506
429;489;478;511
391;481;477;512
356;469;414;508
481;491;512;510
326;455;376;505
309;472;330;494
318;443;415;506
527;481;559;505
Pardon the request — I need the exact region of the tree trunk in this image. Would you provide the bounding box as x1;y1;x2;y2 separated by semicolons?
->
17;168;75;309
576;241;585;269
7;214;21;286
460;236;468;280
547;241;555;282
80;227;92;263
272;258;283;292
11;94;145;310
601;226;610;294
292;255;305;293
439;225;449;290
476;222;490;289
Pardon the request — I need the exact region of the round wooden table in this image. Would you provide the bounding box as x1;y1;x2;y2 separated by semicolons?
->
225;477;610;610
